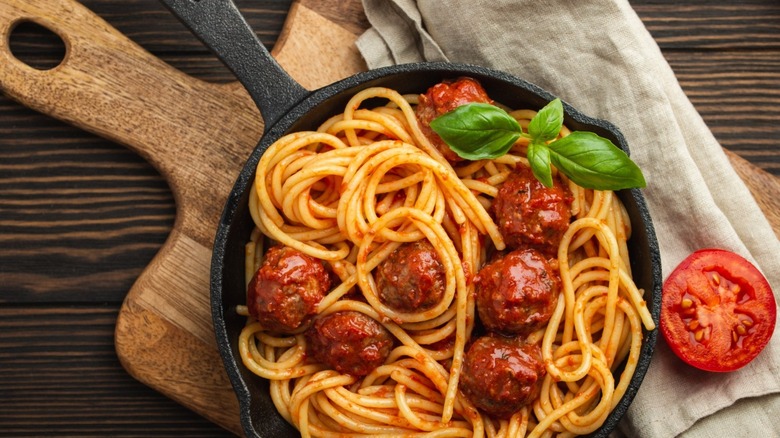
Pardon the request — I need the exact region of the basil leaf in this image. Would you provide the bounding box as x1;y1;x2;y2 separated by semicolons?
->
527;142;553;188
427;99;647;191
528;98;563;143
430;103;522;160
549;131;647;190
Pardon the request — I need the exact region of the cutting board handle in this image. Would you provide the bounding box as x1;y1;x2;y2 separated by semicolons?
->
0;0;262;181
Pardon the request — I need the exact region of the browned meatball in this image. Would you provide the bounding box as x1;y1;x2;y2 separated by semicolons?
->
474;248;559;335
416;77;493;162
493;165;572;254
459;335;546;419
305;311;394;377
375;240;446;312
247;245;330;333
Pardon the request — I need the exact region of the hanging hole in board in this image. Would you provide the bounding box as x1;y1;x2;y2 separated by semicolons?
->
8;20;67;71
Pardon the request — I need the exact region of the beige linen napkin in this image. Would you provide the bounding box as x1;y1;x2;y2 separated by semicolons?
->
356;0;780;436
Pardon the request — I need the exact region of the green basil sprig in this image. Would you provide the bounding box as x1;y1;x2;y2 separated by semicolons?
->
429;98;646;190
427;103;523;161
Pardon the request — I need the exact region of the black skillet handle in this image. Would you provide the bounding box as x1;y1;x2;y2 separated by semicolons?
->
159;0;309;129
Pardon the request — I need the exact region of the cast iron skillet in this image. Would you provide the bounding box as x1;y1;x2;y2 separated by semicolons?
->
159;1;662;436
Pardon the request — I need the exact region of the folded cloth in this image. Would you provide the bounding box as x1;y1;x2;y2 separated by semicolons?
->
356;0;780;436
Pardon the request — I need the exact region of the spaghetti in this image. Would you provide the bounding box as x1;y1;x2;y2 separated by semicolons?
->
238;80;655;437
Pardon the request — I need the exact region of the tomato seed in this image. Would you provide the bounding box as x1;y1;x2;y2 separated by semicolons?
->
661;248;776;372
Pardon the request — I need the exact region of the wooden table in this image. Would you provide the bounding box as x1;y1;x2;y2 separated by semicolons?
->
1;0;778;436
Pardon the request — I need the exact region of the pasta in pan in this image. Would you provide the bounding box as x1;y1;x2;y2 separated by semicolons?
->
237;78;655;437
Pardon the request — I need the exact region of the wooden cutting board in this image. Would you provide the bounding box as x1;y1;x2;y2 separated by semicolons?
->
0;0;777;436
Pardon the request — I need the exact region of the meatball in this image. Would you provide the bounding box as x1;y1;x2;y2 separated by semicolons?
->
493;165;572;254
375;240;446;312
474;248;559;335
459;335;546;419
416;77;493;162
305;311;394;377
247;245;330;333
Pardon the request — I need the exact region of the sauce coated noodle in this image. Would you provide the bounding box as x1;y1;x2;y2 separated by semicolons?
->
238;79;655;438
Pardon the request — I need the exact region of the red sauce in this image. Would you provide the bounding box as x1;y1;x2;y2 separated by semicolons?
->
247;245;330;333
493;165;573;255
305;311;394;377
375;240;446;312
474;248;560;335
459;335;546;419
251;78;582;422
415;77;493;162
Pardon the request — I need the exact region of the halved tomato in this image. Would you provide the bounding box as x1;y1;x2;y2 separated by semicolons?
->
661;248;776;372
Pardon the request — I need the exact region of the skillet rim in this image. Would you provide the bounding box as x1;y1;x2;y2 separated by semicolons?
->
210;61;662;438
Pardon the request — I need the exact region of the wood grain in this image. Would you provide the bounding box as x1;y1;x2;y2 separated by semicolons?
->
0;306;234;437
726;149;780;237
115;299;243;436
632;1;780;50
295;0;369;36
273;1;366;89
0;0;778;436
0;0;373;433
666;51;780;175
121;0;780;433
0;0;263;434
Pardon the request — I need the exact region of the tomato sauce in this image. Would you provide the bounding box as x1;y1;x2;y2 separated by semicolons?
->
416;77;493;162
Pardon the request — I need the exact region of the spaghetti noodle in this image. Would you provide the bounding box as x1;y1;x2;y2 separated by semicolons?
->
238;80;655;437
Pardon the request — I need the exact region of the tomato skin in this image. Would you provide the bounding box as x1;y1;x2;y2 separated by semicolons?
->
661;248;776;372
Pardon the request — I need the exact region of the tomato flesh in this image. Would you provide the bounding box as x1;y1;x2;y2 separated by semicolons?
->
660;248;776;372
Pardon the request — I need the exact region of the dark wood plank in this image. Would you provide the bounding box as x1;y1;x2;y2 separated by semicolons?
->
632;0;780;49
0;306;235;437
6;0;293;82
9;0;292;53
0;100;175;303
668;51;780;174
1;51;775;302
0;1;292;304
629;0;780;175
0;1;288;431
0;0;777;436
